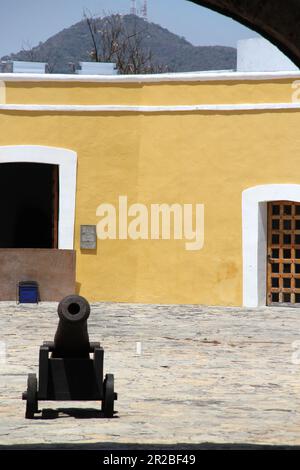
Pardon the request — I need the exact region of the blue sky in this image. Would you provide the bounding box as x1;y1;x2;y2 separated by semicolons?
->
0;0;259;57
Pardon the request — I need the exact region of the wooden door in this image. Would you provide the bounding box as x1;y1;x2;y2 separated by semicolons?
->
267;201;300;306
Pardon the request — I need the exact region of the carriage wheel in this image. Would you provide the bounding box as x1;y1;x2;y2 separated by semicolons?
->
25;373;38;419
102;374;115;418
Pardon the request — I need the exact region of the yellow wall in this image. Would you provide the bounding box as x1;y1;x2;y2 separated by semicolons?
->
5;79;297;105
0;77;299;305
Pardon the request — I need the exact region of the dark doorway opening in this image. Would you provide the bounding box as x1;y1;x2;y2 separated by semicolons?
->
0;163;59;248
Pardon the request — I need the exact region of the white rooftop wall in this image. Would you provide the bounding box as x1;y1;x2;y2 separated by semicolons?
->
77;62;118;75
12;61;47;74
237;38;299;72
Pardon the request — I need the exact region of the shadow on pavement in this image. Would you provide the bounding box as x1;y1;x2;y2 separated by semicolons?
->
37;408;119;420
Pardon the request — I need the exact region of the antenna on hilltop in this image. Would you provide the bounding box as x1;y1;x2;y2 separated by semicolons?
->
141;0;148;21
130;0;137;16
130;1;148;21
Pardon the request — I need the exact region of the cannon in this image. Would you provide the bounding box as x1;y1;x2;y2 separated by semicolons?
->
22;295;117;419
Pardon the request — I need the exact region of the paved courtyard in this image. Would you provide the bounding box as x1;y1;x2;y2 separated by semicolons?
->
1;301;300;449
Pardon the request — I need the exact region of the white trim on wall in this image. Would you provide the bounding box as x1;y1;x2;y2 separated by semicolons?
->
0;145;77;249
242;184;300;307
0;70;300;83
0;102;300;113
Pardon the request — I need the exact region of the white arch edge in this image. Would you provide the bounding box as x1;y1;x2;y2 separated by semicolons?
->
0;145;77;250
242;184;300;307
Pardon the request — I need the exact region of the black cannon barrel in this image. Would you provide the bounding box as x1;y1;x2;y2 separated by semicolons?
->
52;295;91;358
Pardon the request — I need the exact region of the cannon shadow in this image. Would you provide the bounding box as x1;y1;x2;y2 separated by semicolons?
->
36;407;119;419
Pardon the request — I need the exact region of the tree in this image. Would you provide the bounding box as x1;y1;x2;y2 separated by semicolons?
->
84;12;167;74
17;41;59;73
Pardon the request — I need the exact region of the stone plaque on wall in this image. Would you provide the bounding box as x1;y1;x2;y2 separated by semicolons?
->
80;225;97;250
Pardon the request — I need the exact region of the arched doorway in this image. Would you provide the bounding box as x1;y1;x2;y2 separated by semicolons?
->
0;145;77;249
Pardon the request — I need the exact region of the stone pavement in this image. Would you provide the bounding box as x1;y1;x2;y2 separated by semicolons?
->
0;301;300;449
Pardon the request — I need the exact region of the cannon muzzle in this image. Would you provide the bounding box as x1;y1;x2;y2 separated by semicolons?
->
52;295;91;358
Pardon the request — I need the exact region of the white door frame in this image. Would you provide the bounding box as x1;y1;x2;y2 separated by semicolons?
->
0;145;77;249
242;184;300;307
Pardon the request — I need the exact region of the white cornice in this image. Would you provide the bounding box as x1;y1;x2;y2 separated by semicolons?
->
0;102;299;113
0;71;300;83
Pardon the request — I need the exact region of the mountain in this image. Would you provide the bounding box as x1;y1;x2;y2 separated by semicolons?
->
1;15;237;74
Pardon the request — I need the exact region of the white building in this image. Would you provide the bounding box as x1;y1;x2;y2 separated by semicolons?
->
237;37;299;72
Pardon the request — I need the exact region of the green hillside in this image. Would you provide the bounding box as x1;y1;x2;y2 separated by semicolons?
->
2;14;237;73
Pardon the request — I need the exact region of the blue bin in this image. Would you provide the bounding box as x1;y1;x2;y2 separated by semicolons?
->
18;282;39;304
